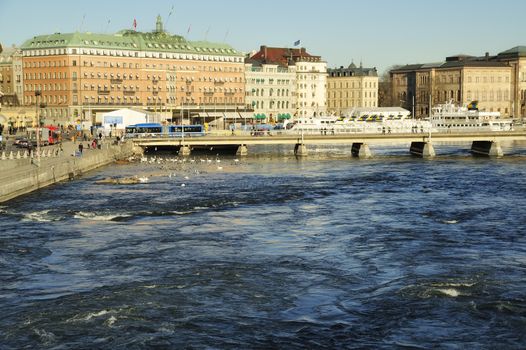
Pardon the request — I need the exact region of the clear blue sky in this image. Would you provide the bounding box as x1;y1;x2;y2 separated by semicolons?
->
1;0;525;74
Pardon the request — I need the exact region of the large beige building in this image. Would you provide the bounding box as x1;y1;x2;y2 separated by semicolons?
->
20;16;246;126
494;46;526;117
390;48;526;118
327;63;378;115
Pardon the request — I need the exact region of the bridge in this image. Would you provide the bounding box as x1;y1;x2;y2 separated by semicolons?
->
130;131;526;158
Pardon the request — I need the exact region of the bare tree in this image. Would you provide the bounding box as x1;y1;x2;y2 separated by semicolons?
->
378;65;401;107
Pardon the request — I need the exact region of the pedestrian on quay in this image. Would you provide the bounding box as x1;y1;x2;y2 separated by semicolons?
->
78;143;84;155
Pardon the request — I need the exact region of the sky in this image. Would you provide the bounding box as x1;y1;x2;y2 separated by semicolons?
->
1;0;525;75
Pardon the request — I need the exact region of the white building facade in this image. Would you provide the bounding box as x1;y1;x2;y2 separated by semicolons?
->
247;46;327;119
244;62;296;121
296;59;327;116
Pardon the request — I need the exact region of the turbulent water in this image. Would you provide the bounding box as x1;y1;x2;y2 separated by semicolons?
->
1;143;526;349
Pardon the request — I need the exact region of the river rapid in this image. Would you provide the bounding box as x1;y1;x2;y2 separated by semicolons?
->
1;143;525;349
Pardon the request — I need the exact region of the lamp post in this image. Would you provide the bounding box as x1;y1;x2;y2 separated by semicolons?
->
35;90;41;165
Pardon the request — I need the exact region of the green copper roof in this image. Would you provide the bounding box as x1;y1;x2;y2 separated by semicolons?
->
20;27;242;56
497;46;526;58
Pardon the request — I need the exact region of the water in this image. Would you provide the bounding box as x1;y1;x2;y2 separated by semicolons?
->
1;144;526;349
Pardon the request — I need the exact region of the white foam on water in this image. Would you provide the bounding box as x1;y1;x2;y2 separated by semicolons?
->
105;316;117;327
143;285;158;289
442;219;459;224
22;210;56;222
170;211;194;215
437;288;460;297
33;328;56;344
85;310;109;320
74;211;129;221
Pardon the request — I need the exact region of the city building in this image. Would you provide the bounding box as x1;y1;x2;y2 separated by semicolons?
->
20;16;246;126
494;46;526;117
0;46;22;107
247;45;326;118
327;62;378;115
245;49;297;122
390;50;522;118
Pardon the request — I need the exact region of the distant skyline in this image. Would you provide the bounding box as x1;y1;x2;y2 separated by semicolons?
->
1;0;525;74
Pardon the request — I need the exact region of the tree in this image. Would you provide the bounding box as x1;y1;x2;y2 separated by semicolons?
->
378;65;401;107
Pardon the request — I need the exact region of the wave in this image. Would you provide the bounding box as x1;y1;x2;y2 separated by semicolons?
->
400;280;479;299
21;210;64;222
73;211;131;222
436;288;460;297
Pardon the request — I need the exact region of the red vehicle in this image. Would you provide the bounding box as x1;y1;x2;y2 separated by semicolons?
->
42;125;60;145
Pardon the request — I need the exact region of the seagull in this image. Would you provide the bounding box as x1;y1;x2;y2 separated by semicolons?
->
181;183;186;187
138;176;149;183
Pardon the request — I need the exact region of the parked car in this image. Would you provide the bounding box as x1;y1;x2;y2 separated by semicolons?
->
13;137;26;147
16;139;38;149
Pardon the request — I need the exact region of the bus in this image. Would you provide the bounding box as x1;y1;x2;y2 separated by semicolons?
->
167;125;205;137
125;123;163;138
125;124;205;138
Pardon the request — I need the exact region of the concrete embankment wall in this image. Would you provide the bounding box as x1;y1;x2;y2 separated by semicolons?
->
0;141;135;203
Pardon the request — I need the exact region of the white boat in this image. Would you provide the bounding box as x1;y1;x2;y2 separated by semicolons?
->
342;107;431;134
284;115;340;134
430;101;514;132
284;108;433;135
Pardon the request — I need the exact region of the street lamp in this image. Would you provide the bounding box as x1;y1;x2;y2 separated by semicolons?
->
35;90;41;165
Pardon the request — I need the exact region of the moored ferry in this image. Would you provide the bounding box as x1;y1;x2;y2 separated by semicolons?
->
283;115;340;134
284;108;433;134
429;101;514;132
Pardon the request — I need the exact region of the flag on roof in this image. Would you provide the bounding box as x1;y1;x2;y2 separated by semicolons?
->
133;18;137;30
294;40;300;46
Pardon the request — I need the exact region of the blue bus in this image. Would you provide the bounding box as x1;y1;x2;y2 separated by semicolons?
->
167;125;205;137
125;123;163;138
125;124;205;138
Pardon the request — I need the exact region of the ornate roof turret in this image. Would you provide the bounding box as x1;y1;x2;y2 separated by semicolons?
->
155;15;164;33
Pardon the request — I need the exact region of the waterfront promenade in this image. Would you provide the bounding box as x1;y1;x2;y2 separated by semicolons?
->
0;140;134;203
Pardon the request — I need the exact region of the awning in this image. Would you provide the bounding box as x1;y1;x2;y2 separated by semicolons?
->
238;112;253;119
223;112;240;119
254;114;266;120
278;113;291;120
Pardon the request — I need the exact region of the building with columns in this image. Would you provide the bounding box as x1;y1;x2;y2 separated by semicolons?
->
389;47;526;119
19;16;246;126
327;62;378;115
494;46;526;118
247;46;326;118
